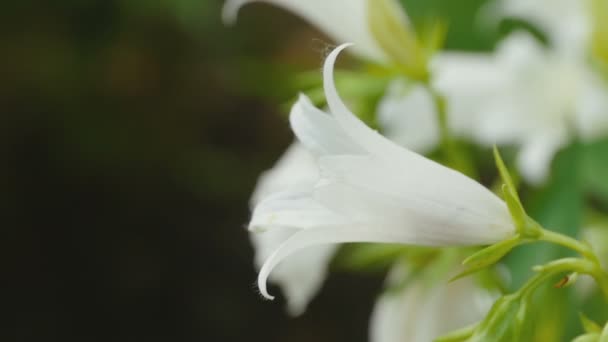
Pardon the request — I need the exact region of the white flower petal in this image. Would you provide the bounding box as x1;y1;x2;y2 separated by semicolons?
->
377;80;439;153
316;155;513;245
257;224;418;300
323;44;410;159
370;265;494;342
486;0;591;54
250;142;318;205
575;76;608;141
249;143;338;315
289;94;361;156
250;228;336;315
250;189;348;232
222;0;385;61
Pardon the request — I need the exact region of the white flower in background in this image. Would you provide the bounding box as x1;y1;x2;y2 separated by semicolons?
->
433;31;608;184
222;0;386;61
370;264;495;342
249;143;337;315
576;224;608;298
485;0;591;54
250;44;515;300
224;0;443;154
376;80;439;154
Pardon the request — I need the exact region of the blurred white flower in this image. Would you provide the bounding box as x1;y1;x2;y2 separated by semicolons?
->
376;80;439;154
370;264;495;342
223;0;443;154
249;143;337;315
250;44;515;300
222;0;386;61
576;223;608;298
486;0;591;54
433;32;608;184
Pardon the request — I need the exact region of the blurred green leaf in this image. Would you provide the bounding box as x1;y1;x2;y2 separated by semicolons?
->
582;137;608;205
331;243;409;273
506;143;584;287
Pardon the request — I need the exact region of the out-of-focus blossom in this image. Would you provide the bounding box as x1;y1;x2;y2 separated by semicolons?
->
433;32;608;184
577;223;608;298
486;0;591;53
223;0;444;154
249;143;337;315
376;80;439;154
250;44;515;300
222;0;435;79
369;264;495;342
222;0;386;61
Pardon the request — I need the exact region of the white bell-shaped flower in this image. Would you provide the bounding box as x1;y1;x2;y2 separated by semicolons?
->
250;44;515;300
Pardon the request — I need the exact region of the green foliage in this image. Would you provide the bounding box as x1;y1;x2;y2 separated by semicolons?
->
582;137;608;206
331;243;410;273
506;143;584;287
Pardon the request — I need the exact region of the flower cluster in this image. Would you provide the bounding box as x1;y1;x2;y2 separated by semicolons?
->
225;0;608;340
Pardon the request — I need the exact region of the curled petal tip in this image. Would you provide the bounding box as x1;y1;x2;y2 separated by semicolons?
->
258;277;275;300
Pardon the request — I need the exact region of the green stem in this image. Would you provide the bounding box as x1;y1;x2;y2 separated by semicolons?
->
428;87;450;151
520;258;608;300
540;229;600;265
425;85;477;178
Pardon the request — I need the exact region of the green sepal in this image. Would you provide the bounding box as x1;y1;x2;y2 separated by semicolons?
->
450;237;520;282
494;146;542;239
493;146;519;204
418;19;447;57
501;183;525;230
580;313;602;334
367;0;429;81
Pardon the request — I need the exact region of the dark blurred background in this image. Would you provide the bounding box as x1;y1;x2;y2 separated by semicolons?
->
1;0;498;341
